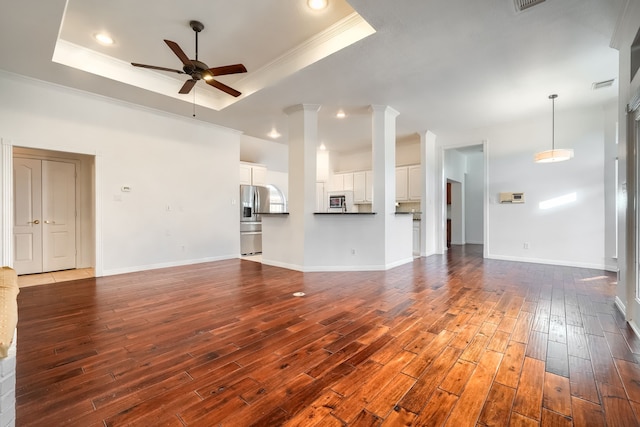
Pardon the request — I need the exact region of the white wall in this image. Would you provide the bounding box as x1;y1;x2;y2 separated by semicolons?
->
445;149;466;183
479;105;608;269
240;134;288;172
397;138;421;166
465;151;484;244
438;102;613;269
0;72;241;276
336;148;372;172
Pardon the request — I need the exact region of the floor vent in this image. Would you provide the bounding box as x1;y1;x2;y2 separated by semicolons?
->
592;79;615;90
514;0;546;12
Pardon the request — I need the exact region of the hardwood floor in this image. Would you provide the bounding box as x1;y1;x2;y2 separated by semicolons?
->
15;245;639;426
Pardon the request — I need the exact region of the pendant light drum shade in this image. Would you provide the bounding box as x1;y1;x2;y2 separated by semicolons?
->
534;148;573;163
534;94;573;163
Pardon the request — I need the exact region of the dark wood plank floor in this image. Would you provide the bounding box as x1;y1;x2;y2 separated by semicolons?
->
16;245;640;426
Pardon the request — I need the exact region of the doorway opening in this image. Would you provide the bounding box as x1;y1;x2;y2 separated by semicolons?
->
442;144;486;253
12;147;95;286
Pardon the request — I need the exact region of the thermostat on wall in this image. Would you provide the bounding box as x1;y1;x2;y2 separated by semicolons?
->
499;192;524;203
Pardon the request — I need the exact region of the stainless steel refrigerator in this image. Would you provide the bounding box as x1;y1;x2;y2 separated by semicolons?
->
240;185;270;255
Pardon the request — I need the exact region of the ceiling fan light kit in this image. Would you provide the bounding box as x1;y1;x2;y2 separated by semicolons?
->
131;20;247;97
534;94;573;163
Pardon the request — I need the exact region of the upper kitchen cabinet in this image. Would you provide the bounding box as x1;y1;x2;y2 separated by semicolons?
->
408;165;421;201
329;172;354;192
239;162;267;186
396;167;408;201
397;165;421;201
353;170;373;204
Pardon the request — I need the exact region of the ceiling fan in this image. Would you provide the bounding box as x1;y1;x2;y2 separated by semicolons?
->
131;20;247;97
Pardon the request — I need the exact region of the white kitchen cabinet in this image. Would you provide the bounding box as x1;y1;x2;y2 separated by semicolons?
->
330;173;344;191
342;173;354;191
252;165;267;186
396;167;408;201
408;164;422;201
239;163;252;185
354;170;373;204
239;162;267;186
365;171;373;203
413;221;420;256
330;172;354;192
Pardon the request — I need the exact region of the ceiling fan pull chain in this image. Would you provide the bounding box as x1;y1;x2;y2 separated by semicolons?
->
193;89;196;117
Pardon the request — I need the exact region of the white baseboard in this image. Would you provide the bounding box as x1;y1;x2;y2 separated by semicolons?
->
101;254;238;277
486;254;605;270
615;296;626;316
261;256;414;272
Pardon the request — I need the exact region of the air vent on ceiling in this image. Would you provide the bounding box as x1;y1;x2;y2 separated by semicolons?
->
514;0;546;12
592;79;615;90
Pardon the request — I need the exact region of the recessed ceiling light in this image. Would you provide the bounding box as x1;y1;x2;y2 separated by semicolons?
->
336;110;346;119
308;0;328;11
319;143;327;150
94;33;114;45
268;129;281;139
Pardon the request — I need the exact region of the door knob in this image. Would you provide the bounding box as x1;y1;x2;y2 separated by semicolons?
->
28;220;40;224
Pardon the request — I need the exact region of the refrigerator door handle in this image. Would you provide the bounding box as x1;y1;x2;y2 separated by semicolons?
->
254;190;259;217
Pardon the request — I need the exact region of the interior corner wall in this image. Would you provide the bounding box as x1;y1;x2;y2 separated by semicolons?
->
0;72;241;276
240;134;288;172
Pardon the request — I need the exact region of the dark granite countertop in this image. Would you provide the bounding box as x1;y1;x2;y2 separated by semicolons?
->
314;212;377;215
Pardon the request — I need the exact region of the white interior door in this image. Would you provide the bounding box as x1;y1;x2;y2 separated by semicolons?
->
13;158;76;274
42;160;76;272
13;158;43;274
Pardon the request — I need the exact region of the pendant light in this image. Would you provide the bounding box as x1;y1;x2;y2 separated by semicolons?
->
534;94;573;163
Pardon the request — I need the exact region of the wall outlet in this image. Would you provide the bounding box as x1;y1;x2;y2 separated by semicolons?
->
351;249;356;255
523;242;530;249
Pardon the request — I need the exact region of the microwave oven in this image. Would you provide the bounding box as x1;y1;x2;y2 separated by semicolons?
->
327;191;354;212
329;195;345;209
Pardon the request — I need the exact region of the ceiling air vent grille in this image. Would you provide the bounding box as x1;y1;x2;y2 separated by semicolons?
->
514;0;546;12
592;79;615;90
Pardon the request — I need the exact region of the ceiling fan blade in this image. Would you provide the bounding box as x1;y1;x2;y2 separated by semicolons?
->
131;63;185;74
164;40;193;67
179;79;197;94
206;79;242;97
206;64;247;76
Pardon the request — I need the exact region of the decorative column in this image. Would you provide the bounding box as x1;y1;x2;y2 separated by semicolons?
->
419;130;440;256
370;105;407;264
283;104;320;267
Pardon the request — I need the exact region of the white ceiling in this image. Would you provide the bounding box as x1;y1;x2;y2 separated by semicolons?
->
0;0;624;153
